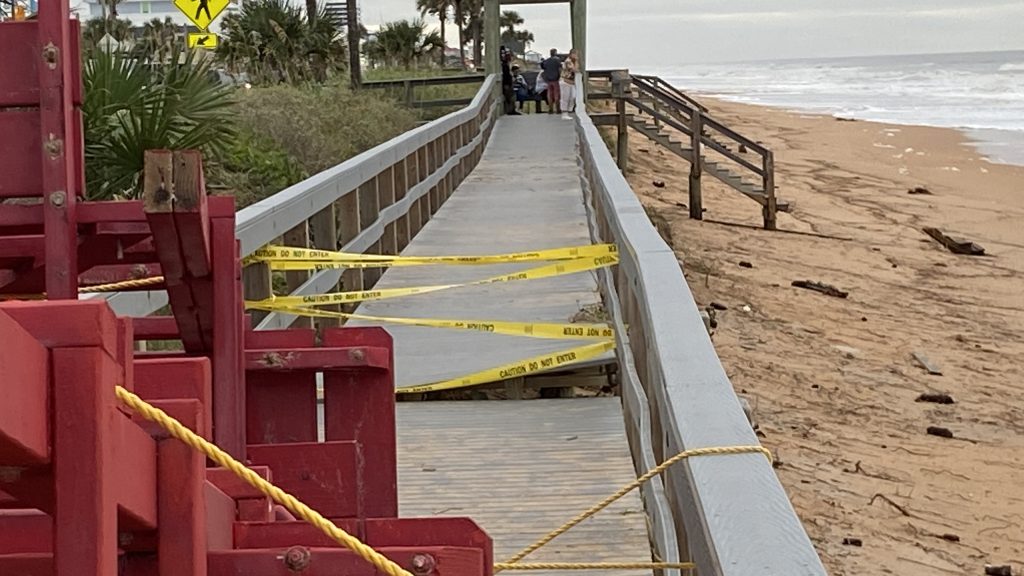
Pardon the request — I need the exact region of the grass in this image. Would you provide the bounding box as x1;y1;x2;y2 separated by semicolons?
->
235;82;419;175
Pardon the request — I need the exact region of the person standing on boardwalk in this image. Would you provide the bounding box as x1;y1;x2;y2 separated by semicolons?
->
500;46;521;116
540;48;562;114
559;49;579;119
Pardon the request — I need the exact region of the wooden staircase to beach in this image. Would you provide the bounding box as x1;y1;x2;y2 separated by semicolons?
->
589;71;788;229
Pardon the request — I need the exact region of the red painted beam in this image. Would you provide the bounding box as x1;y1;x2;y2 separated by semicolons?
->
365;517;493;575
322;327;397;519
0;311;49;465
204;480;237;551
211;217;245;459
52;345;119;576
232;519;362;549
0;22;42;107
0;553;52;576
131;316;180;340
207;466;272;500
245;347;391;372
0;299;120;355
157;435;205;575
247;442;360;519
37;0;80;299
134;357;213;438
78;264;162;287
0;235;44;261
208;547;486;576
113;414;158;531
0;510;51;554
0;201;147;229
244;329;318;445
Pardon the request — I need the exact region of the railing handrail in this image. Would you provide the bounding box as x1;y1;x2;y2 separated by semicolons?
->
361;74;486;89
573;90;826;575
90;75;499;318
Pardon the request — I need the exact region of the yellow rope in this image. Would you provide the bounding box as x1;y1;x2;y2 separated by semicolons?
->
114;386;413;576
495;562;695;571
79;276;165;293
496;444;772;571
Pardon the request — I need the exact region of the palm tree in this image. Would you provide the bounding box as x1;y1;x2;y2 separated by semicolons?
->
368;19;444;69
305;0;317;25
416;0;451;65
134;17;182;64
452;0;466;68
501;28;533;57
461;0;482;68
217;0;345;85
499;10;522;37
82;46;235;199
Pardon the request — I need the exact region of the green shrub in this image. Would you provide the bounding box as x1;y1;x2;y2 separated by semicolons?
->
213;130;308;207
234;83;419;174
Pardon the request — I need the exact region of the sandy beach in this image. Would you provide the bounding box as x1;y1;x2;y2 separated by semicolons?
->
615;97;1024;575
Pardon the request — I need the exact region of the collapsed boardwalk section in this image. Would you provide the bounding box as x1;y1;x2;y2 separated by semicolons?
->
349;114;614;389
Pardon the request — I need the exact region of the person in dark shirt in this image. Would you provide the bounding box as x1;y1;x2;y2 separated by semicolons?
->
512;65;529;111
540;48;562;114
500;46;521;116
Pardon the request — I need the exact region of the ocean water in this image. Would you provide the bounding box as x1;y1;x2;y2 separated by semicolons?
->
650;50;1024;165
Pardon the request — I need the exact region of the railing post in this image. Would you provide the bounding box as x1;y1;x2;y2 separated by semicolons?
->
763;150;777;230
689;108;703;220
309;203;340;328
338;190;361;315
242;263;272;327
611;70;631;171
282;222;311;329
403;80;413;108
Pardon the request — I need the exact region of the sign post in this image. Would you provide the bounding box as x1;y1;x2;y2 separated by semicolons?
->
174;0;229;49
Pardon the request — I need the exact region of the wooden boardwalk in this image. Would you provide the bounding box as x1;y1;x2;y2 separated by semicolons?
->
349;114;613;389
397;399;651;576
343;116;652;573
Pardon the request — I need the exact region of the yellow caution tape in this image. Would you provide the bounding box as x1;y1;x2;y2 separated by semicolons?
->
247;304;616;341
248;243;618;269
246;254;618;309
396;340;616;394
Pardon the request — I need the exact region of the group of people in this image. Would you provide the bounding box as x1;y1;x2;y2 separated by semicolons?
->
501;47;579;119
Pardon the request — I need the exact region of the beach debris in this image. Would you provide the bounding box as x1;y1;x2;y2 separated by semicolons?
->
938;533;960;543
842;537;863;547
738;260;753;268
926;426;954;439
739;144;748;153
833;345;860;359
710;301;728;311
741;305;752;313
738;396;755;427
912;352;943;375
908;186;933;195
922;227;986;256
675;201;687;208
985;565;1013;576
652;180;666;188
916;392;955;405
869;493;911;517
792;280;849;298
700;308;718;332
836;117;856;122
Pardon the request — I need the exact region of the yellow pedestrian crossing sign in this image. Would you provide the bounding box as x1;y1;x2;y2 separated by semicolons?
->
188;32;219;49
174;0;229;31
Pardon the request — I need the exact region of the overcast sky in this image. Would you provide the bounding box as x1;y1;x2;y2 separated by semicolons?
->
358;0;1024;67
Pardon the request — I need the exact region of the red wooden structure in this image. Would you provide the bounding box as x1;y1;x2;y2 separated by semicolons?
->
0;2;491;574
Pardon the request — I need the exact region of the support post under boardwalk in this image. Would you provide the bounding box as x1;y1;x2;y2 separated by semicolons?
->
689;108;703;220
611;70;631;171
763;150;777;230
